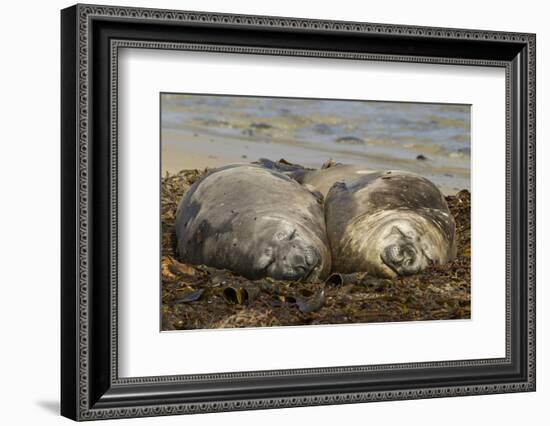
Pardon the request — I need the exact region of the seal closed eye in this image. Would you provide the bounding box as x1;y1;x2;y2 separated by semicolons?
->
324;170;456;278
175;164;331;281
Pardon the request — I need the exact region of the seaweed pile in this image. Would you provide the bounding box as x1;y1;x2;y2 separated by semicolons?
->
161;167;471;330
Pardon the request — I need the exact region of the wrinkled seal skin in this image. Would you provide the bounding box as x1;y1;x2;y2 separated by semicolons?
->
325;170;456;278
175;164;331;281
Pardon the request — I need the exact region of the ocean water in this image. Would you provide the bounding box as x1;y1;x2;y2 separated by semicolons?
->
161;94;471;192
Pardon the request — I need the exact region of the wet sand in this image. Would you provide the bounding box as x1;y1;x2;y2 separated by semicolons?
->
161;95;471;195
162;130;466;196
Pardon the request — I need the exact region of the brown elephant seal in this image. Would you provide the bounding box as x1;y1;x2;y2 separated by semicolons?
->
325;170;456;278
257;159;375;196
296;164;376;196
175;164;331;281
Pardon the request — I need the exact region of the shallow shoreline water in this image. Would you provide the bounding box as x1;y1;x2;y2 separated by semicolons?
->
161;95;471;195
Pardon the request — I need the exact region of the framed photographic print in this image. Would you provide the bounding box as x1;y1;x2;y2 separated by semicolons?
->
61;3;536;421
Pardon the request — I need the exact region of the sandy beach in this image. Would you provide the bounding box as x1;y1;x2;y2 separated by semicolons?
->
160;95;471;330
161;94;471;195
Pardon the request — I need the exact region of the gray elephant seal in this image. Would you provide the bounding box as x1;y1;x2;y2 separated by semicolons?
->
175;164;331;281
325;170;456;278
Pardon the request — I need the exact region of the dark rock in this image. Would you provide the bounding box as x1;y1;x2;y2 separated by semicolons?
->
250;122;272;130
335;136;364;145
312;123;333;134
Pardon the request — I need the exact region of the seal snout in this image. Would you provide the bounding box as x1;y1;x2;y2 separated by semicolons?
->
286;248;320;280
291;249;317;268
273;244;319;281
381;243;420;276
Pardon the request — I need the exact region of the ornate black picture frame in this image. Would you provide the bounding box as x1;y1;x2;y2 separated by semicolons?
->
61;4;536;421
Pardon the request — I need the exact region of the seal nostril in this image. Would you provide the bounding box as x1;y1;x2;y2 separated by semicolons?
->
382;244;420;276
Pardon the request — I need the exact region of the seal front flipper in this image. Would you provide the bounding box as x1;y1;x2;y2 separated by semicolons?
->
303;184;324;205
329;180;348;192
255;158;309;183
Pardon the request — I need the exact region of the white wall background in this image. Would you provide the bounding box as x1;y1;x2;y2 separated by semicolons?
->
0;0;546;424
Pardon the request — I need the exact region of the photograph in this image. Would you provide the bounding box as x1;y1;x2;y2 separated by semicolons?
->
160;93;472;330
58;3;536;420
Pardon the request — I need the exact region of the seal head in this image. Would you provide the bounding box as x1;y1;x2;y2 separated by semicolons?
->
255;224;321;281
325;170;456;278
175;164;331;281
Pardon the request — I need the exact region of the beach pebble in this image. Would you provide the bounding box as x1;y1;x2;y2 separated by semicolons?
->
335;136;364;145
250;122;272;130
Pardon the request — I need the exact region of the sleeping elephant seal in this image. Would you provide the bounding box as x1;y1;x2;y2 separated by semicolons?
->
256;159;375;197
296;164;376;197
175;164;331;281
325;170;456;278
